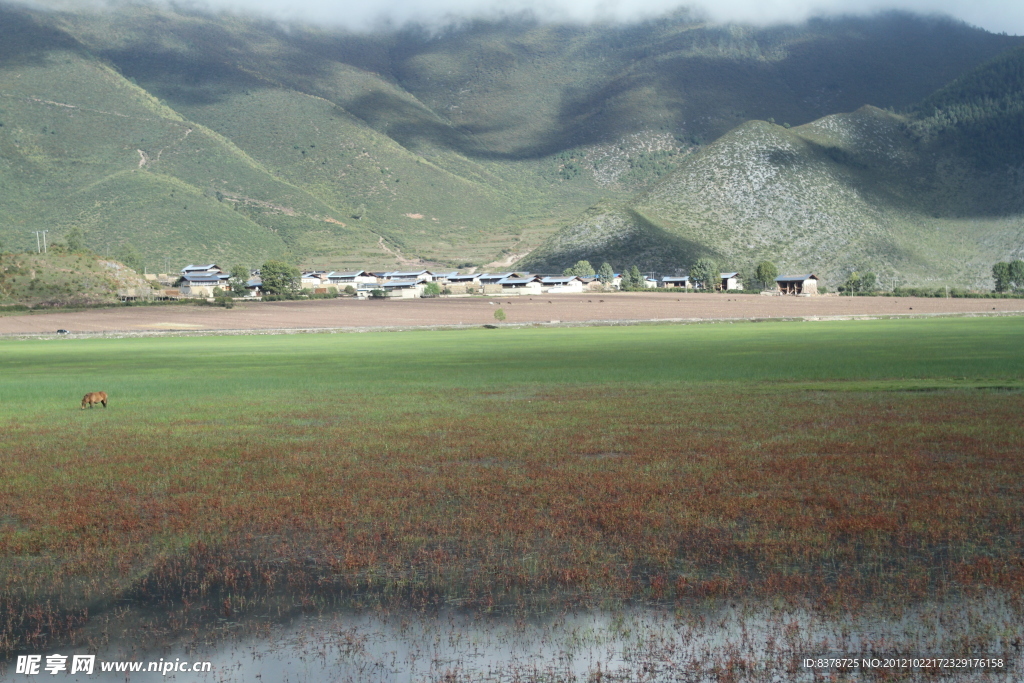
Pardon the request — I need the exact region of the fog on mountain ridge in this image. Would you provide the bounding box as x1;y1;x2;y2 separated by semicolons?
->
17;0;1024;34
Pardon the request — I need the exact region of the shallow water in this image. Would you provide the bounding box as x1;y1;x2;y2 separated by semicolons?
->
3;597;1019;681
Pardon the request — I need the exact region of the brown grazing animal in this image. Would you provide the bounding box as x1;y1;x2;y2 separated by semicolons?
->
81;392;108;409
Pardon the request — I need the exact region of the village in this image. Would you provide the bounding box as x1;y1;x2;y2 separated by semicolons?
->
137;265;820;300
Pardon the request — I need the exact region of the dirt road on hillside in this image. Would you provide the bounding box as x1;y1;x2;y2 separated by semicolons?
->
2;294;1022;335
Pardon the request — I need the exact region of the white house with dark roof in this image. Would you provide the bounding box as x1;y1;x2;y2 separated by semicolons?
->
301;271;329;289
380;278;426;298
477;272;515;285
447;273;480;285
499;275;542;294
178;270;230;297
720;272;743;291
443;273;481;294
383;270;434;282
327;271;378;287
540;276;585;293
662;276;692;289
181;264;222;275
430;271;459;283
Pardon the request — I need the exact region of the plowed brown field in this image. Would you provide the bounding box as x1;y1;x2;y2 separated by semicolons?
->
2;293;1022;335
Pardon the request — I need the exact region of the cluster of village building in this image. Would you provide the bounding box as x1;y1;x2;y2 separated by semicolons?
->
139;265;819;299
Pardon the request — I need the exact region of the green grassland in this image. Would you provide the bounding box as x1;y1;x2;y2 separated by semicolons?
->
2;4;1021;273
1;317;1023;654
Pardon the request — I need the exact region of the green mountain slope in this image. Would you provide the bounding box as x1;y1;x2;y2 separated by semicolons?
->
2;4;1022;273
0;5;376;268
521;102;1024;287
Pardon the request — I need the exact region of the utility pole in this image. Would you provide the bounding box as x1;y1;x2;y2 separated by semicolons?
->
33;231;48;254
34;231;40;254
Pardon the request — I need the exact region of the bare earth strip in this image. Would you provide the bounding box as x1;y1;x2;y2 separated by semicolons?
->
2;294;1023;336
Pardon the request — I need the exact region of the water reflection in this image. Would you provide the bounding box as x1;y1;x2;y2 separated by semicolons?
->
3;596;1019;681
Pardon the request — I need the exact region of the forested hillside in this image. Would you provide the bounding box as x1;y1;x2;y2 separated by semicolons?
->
1;2;1021;281
910;45;1024;169
522;48;1024;288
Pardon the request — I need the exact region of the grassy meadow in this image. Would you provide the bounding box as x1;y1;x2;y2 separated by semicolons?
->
1;317;1023;657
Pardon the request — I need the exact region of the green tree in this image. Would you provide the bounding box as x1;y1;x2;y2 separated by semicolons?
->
598;262;615;287
563;260;595;277
493;308;506;322
992;263;1011;292
228;264;249;296
1009;260;1024;291
65;227;86;252
860;272;877;292
690;258;719;291
343;285;356;296
622;265;642;290
422;282;441;297
260;260;300;296
755;261;778;289
842;272;862;294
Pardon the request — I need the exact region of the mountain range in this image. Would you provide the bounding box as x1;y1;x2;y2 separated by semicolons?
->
1;3;1022;286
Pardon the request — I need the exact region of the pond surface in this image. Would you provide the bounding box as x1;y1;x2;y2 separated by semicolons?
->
2;596;1018;681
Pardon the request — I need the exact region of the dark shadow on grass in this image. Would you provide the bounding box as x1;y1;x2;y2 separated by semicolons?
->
520;207;721;273
0;5;88;67
100;47;267;105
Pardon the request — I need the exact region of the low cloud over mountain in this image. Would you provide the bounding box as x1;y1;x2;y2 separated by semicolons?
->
22;0;1024;33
